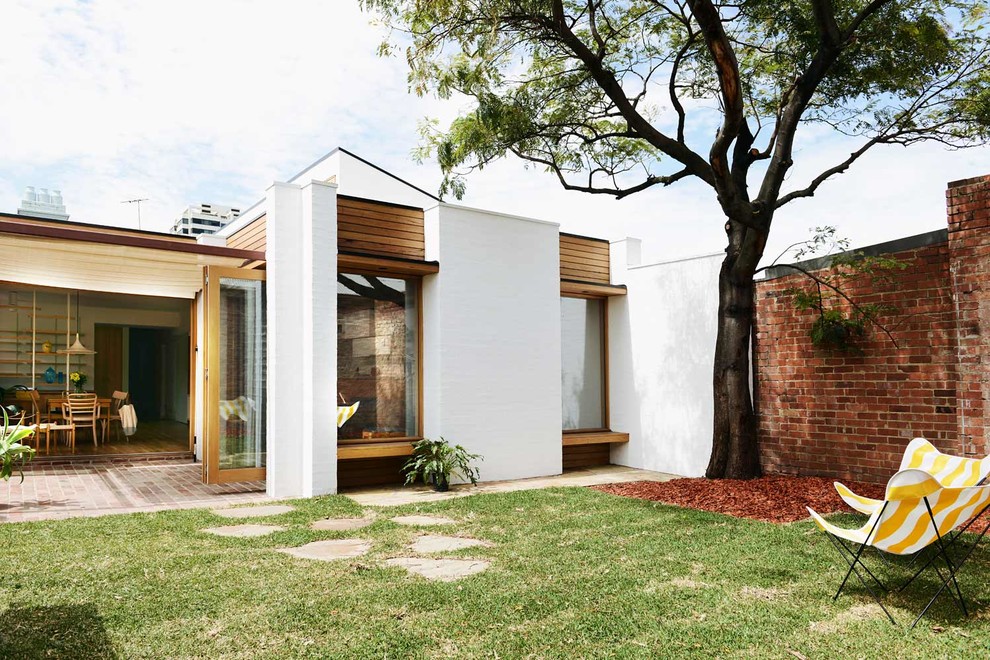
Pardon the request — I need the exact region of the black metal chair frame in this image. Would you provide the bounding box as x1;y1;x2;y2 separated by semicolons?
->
824;499;990;628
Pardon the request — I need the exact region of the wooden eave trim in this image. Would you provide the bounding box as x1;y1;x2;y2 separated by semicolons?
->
559;231;609;244
560;279;627;297
337;194;426;213
0;217;265;261
338;440;416;460
562;432;630;446
338;251;440;276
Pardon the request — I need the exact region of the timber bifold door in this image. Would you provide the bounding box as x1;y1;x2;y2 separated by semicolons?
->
203;266;266;484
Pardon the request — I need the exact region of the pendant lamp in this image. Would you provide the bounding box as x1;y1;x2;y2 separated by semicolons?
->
58;291;96;355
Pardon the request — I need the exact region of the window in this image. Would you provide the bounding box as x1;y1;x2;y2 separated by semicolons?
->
337;275;419;440
561;297;605;431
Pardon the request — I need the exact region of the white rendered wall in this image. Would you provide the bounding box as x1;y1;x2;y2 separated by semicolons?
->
264;180;338;498
608;250;722;477
423;204;562;482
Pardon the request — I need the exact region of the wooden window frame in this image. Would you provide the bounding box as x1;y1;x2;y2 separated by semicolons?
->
336;270;424;445
561;294;610;435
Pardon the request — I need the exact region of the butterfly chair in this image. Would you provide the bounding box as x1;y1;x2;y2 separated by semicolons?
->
218;396;255;422
336;401;360;429
809;469;990;627
835;438;990;515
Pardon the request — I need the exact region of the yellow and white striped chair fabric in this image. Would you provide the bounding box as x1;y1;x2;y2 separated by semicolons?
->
336;401;360;429
219;396;255;422
835;438;990;515
811;469;990;556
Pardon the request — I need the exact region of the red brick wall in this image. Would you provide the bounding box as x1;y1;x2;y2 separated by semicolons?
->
755;242;959;482
948;175;990;460
755;173;990;483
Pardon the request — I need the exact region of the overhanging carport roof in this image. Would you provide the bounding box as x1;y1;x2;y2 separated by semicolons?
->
0;214;262;298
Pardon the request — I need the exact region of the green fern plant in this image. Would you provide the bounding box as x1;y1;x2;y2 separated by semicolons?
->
403;438;481;491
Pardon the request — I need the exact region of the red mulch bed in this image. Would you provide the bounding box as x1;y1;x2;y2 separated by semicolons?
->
592;476;886;523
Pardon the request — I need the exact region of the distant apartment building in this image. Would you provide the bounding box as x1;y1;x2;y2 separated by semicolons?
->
18;187;69;221
170;203;241;236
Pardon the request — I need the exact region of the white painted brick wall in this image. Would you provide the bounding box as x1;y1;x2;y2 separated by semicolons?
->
608;252;722;477
423;204;562;482
265;181;338;497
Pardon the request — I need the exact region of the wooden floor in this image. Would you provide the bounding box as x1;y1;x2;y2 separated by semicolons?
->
29;420;190;457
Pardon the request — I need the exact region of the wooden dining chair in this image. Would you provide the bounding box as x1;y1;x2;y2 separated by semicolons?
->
103;391;130;443
22;390;52;454
64;393;101;448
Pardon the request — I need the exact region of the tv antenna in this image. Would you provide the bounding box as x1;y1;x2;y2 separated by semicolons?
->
121;198;150;230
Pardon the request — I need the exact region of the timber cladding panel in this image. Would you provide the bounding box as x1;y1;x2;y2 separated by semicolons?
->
227;214;267;251
337;196;425;260
560;233;610;284
562;442;611;469
223;197;427;260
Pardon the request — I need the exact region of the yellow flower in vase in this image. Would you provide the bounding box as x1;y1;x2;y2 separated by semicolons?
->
69;371;88;393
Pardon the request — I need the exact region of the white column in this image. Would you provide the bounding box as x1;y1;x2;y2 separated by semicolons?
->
265;180;338;498
608;237;642;285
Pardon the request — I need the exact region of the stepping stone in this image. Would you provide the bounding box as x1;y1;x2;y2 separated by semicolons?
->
212;505;295;519
385;557;490;582
390;515;457;527
202;524;284;538
278;539;371;562
310;517;374;531
410;535;490;553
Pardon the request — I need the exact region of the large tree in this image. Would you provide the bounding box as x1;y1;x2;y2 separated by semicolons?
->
364;0;990;478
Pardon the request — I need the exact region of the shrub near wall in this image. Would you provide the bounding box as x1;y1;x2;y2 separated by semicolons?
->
754;238;960;483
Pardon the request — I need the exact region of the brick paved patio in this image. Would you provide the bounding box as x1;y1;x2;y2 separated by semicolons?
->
0;460;268;522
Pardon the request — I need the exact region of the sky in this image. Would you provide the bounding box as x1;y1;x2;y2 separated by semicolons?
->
1;0;987;266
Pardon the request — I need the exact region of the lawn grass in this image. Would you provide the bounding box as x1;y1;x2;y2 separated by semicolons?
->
1;487;989;658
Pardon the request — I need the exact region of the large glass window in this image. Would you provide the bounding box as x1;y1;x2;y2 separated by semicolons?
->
218;277;266;469
561;297;605;430
337;275;419;440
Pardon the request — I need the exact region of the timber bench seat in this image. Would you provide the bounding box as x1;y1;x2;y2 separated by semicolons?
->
337;441;416;461
562;431;629;447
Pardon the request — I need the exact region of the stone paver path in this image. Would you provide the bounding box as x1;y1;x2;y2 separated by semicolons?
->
391;514;457;527
202;524;285;538
410;535;490;553
310;517;374;531
212;504;295;519
279;539;371;562
385;557;490;581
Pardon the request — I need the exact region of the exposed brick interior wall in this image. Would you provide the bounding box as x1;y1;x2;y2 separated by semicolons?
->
338;294;411;440
755;173;990;483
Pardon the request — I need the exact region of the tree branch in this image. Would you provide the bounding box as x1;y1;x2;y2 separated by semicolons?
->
811;0;841;48
509;146;691;198
546;0;715;186
753;262;899;347
774;137;878;208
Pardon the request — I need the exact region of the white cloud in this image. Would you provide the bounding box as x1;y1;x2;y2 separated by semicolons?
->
0;0;987;262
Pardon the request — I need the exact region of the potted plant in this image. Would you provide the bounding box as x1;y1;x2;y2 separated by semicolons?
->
1;409;35;482
402;438;481;492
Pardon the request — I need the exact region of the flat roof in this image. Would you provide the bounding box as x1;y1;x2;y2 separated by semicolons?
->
0;212;265;262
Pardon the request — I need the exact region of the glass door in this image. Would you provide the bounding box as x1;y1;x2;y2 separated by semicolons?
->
203;266;266;484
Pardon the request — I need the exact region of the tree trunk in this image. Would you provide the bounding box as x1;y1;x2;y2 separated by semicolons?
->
706;220;765;479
